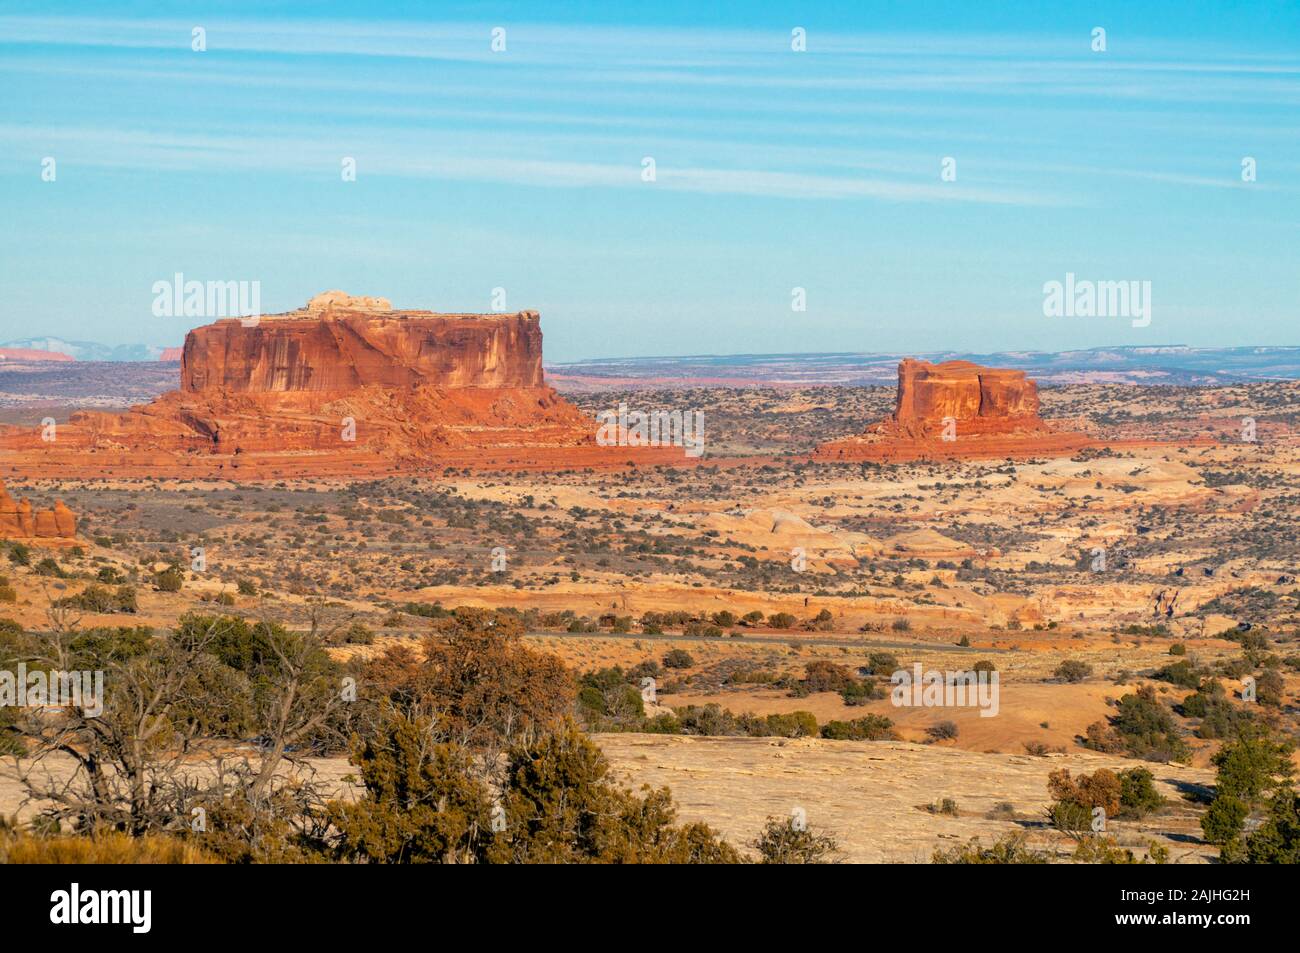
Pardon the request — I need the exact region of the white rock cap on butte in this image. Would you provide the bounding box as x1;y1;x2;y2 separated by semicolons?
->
304;290;393;313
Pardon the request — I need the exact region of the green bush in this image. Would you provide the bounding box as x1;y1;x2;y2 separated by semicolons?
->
661;649;693;669
1153;659;1200;689
1054;660;1092;683
154;566;184;592
819;714;896;741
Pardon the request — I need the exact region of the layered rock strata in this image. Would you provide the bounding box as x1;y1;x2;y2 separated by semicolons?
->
0;292;684;477
816;359;1093;462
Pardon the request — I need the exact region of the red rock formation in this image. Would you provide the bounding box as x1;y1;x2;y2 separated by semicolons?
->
0;292;685;478
0;348;74;362
0;482;76;539
181;309;544;393
816;358;1093;462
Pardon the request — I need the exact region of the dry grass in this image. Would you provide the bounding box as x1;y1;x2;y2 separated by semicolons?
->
0;830;219;864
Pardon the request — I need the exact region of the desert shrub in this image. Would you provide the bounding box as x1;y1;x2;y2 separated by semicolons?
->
491;722;741;864
575;667;645;730
642;712;682;734
1179;680;1252;739
236;579;258;596
1169;643;1186;656
1201;795;1250;848
1152;659;1200;689
865;652;900;675
926;720;958;742
673;704;742;736
1048;768;1120;836
1072;837;1168;865
403;602;451;619
54;584;137;614
330;712;497;864
1118;767;1165;818
1256;669;1285;708
1084;685;1190;763
67;625;155;663
751;816;841;864
819;714;896;741
762;711;820;738
7;543;31;566
767;612;796;629
153;566;184;592
1201;723;1295;853
839;678;881;706
34;557;65;578
972;659;997;674
1243;788;1300;864
1209;723;1294;804
343;622;375;645
802;660;854;693
928;798;959;816
1054;660;1092;683
932;833;1048;864
661;649;694;669
891;618;911;632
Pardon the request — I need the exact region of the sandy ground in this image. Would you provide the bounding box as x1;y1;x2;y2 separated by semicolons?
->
0;734;1215;863
597;734;1216;862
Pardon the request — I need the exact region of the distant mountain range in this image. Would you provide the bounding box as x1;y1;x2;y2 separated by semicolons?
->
547;345;1300;390
0;337;179;362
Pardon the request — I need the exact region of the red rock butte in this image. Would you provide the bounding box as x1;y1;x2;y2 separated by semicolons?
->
0;482;77;541
815;358;1094;462
0;292;686;478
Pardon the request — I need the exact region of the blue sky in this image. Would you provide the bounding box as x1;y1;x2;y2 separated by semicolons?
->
2;1;1298;361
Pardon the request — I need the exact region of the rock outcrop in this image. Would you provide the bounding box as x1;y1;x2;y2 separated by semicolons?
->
0;483;76;539
180;306;544;394
816;359;1092;462
0;292;685;478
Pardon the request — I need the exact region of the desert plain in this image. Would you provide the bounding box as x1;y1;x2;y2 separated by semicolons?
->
2;353;1296;861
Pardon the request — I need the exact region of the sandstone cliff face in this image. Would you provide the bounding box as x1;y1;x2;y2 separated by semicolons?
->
181;310;544;394
816;358;1091;462
892;359;1040;439
0;292;683;478
0;483;76;539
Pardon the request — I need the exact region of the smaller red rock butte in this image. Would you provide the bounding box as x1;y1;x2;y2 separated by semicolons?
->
0;482;77;539
815;358;1093;462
